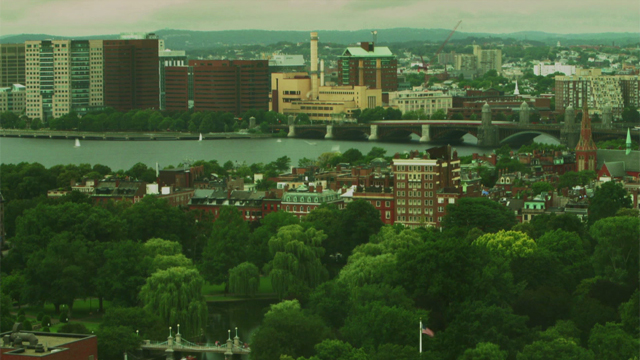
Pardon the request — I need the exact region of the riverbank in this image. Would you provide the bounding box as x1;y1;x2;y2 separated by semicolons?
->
0;129;274;141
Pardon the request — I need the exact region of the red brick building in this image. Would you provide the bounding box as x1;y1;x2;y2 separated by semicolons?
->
164;66;189;112
165;60;269;114
352;187;395;225
338;42;398;92
103;38;159;111
0;331;97;360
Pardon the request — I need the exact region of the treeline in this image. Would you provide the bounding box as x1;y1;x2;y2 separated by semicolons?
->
0;108;292;133
1;157;638;359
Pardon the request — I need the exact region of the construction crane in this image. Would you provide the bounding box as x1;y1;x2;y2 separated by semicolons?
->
422;20;462;86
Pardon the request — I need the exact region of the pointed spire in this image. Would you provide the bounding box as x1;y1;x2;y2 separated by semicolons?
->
627;128;632;155
576;103;597;151
514;80;520;95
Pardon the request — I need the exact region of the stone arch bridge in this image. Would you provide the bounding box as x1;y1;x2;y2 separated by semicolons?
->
272;120;627;148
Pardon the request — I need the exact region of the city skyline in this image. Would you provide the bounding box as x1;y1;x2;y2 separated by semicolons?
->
2;0;639;37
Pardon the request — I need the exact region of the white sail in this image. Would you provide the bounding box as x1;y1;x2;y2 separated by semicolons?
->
199;133;203;141
74;139;81;147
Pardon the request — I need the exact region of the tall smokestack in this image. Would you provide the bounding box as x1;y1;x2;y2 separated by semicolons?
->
310;32;319;100
320;59;325;87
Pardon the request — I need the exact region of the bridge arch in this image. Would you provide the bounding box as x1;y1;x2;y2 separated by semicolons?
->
500;131;562;145
294;128;327;139
430;129;477;142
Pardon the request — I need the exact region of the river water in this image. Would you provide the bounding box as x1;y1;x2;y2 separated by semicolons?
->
0;134;558;168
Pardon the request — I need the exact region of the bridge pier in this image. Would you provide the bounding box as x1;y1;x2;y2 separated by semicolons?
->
477;126;500;147
165;348;174;360
369;125;378;141
419;125;430;143
325;125;334;139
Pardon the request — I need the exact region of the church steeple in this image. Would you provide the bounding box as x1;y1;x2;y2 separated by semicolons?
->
514;80;520;96
575;104;597;171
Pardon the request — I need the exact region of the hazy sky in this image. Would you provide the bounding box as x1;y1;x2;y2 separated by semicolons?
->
2;0;639;36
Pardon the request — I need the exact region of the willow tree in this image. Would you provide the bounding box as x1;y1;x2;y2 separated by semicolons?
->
139;266;208;337
268;225;328;299
229;262;260;297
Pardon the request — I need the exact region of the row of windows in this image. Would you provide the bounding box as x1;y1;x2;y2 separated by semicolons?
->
395;165;435;172
397;197;434;206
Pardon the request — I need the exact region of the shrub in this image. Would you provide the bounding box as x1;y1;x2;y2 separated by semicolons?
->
22;320;32;331
59;310;68;323
41;315;51;328
58;323;90;334
36;312;45;321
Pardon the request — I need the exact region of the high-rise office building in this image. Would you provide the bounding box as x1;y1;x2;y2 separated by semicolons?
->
338;42;397;92
165;60;269;114
103;38;159;112
0;84;26;114
25;40;104;120
0;44;25;88
159;49;187;110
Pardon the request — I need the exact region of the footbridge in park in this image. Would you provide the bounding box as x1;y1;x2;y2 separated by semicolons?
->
140;327;249;360
272;104;629;148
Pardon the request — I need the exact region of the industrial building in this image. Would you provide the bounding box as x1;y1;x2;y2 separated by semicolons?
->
270;32;382;122
0;44;25;88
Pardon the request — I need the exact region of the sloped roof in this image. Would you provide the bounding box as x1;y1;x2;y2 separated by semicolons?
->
597;150;640;172
341;46;394;58
602;162;626;178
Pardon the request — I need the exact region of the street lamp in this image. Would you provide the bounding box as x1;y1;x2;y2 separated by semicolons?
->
169;326;172;337
177;324;180;335
235;327;238;338
136;330;139;337
228;329;231;341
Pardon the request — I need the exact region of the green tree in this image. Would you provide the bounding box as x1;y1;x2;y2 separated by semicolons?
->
531;182;553;196
249;211;300;269
588;182;631;225
268;225;328;299
123;196;191;243
338;200;384;257
96;240;150;307
342;148;364;164
619;290;639;337
100;307;165;340
200;206;251;287
556;170;596;190
97;325;142;360
139;266;208;337
516;338;594;360
229;262;260;297
442;197;517;233
588;322;639;360
250;300;331;360
311;339;369;360
459;342;507;360
341;301;428;350
590;216;639;285
473;230;537;260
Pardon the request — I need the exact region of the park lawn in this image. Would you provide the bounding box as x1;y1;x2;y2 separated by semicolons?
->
51;320;101;334
19;298;110;322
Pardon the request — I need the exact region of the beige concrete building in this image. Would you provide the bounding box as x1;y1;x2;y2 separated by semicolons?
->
473;45;502;75
25;40;104;120
454;54;477;71
0;84;26;114
388;90;452;117
270;72;311;112
282;85;382;122
0;44;25;88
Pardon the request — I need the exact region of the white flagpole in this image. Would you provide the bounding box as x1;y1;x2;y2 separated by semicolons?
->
420;318;422;353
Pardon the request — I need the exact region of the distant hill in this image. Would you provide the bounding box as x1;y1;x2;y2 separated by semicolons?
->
1;29;637;48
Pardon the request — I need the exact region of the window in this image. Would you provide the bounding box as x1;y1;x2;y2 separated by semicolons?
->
438;198;444;204
376;201;381;207
386;211;390;219
385;201;390;207
448;198;455;204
